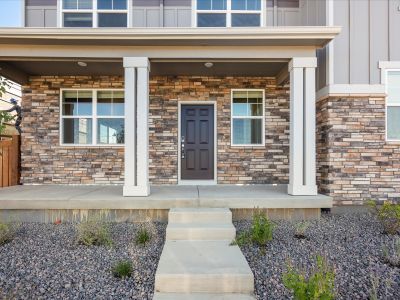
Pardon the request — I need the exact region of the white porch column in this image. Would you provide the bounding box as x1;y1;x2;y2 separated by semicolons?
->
288;57;318;196
123;57;150;196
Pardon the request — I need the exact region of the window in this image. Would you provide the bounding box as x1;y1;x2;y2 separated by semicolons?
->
196;0;262;27
62;0;128;28
61;90;125;145
386;71;400;141
231;90;264;146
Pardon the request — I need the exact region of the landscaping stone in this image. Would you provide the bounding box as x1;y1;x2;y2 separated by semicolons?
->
235;212;400;299
0;222;166;299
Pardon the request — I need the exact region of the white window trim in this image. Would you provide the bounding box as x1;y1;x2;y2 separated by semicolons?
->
193;0;266;28
383;68;400;142
230;89;265;147
59;0;130;28
59;88;125;147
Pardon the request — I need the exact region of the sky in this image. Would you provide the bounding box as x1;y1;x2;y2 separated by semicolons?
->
0;0;23;27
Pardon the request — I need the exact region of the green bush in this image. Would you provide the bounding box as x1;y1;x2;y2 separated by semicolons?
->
112;260;133;279
135;228;151;246
76;217;113;247
283;255;336;300
250;212;274;246
382;238;400;267
367;200;400;235
0;223;17;246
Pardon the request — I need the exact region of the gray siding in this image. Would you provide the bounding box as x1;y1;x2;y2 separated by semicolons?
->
25;0;57;27
333;0;400;85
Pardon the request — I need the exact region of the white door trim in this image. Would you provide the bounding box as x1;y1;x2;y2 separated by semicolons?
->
178;101;217;185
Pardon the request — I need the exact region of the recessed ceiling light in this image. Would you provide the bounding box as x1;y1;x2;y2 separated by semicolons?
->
204;62;214;68
77;61;87;67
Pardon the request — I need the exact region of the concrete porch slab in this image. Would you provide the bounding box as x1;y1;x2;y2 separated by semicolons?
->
0;184;332;210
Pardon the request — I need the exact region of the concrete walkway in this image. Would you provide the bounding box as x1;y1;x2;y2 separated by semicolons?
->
0;184;332;209
154;208;255;299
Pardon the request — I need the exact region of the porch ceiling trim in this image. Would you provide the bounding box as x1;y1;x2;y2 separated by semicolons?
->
0;27;341;47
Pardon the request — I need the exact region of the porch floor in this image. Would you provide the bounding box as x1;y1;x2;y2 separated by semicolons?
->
0;184;331;210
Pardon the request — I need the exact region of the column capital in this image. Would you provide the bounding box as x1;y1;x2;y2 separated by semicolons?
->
288;57;317;71
123;57;150;69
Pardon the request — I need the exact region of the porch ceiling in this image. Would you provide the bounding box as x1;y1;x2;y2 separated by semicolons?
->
2;60;287;79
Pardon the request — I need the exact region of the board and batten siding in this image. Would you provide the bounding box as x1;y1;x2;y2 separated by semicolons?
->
25;0;57;27
334;0;400;85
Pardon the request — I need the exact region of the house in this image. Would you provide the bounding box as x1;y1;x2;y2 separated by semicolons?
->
0;0;398;209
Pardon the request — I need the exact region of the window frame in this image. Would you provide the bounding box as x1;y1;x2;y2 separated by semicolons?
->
193;0;266;28
230;89;265;147
59;88;125;147
385;69;400;142
59;0;131;28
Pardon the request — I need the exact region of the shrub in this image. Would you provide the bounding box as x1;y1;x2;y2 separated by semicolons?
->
76;217;113;247
382;238;400;267
112;260;133;279
250;212;274;246
0;223;17;246
135;228;151;246
283;255;336;300
294;222;310;239
367;200;400;235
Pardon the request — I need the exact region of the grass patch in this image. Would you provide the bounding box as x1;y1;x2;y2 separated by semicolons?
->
367;200;400;235
283;255;336;300
382;238;400;267
294;221;310;240
112;260;133;279
135;228;151;246
76;217;113;247
0;222;18;246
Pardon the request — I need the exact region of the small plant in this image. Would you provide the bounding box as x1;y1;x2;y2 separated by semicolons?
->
250;211;274;246
112;260;133;279
295;221;310;239
382;238;400;267
283;255;336;300
76;217;113;247
367;200;400;235
135;228;151;246
0;222;18;246
231;231;250;247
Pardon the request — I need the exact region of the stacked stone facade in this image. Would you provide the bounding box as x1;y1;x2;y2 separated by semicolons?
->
21;75;290;185
316;95;400;205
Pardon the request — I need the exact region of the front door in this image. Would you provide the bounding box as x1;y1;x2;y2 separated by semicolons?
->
180;104;214;180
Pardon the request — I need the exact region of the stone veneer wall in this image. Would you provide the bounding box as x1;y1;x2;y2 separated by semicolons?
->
21;75;290;185
21;76;125;184
149;76;290;184
316;95;400;205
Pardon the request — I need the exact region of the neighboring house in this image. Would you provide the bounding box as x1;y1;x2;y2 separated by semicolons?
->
0;0;398;206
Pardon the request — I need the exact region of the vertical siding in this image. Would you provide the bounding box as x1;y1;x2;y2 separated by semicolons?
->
25;0;57;27
333;0;400;85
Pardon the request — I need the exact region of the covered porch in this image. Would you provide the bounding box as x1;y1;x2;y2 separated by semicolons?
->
0;27;340;200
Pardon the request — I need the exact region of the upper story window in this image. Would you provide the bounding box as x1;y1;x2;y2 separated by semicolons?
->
386;71;400;141
62;0;128;28
196;0;263;27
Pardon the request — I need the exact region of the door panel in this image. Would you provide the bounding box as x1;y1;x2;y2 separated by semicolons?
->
181;105;214;180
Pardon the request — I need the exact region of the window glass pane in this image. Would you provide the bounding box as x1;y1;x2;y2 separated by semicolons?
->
387;107;400;140
77;91;93;115
233;92;248;116
113;0;127;9
63;0;77;9
197;0;226;10
197;13;226;27
63;118;92;144
63;91;78;116
232;13;260;27
97;91;124;116
233;119;262;145
98;0;112;9
78;0;92;9
113;91;125;115
97;118;125;144
98;13;127;27
232;0;246;10
233;91;263;116
63;13;93;27
232;0;261;10
387;71;400;105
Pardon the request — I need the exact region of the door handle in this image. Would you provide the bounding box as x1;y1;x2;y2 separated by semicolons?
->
181;136;185;159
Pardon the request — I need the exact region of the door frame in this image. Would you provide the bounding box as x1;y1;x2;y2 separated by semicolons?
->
178;101;217;185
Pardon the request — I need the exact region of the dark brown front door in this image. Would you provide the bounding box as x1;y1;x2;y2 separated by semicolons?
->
181;105;214;180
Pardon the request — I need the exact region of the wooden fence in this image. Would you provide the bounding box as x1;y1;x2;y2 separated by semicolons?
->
0;135;20;187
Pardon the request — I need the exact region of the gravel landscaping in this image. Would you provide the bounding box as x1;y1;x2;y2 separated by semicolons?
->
0;222;166;299
235;212;400;299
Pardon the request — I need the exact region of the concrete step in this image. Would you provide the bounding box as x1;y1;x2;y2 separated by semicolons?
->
168;208;232;224
155;241;254;294
166;223;236;241
153;293;256;300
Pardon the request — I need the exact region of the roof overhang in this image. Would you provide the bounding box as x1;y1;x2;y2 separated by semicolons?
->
0;26;341;47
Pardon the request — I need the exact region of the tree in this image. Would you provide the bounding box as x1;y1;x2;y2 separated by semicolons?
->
0;77;15;135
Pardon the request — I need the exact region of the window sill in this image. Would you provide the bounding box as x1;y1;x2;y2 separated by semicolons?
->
55;145;124;149
230;144;265;149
